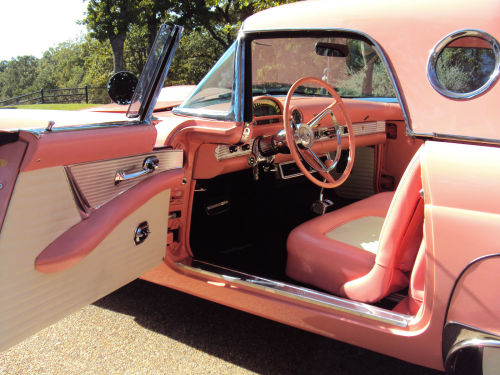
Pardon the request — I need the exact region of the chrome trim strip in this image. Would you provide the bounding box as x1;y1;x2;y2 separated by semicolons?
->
427;29;500;100
17;120;144;137
178;260;413;327
445;337;500;373
235;31;245;123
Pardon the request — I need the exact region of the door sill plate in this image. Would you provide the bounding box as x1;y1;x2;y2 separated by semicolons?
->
176;259;413;328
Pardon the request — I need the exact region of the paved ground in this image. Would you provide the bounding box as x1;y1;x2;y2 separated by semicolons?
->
0;280;443;374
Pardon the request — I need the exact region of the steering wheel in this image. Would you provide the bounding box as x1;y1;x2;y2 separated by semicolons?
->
283;76;355;189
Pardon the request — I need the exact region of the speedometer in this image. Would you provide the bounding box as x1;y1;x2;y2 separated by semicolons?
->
253;98;282;123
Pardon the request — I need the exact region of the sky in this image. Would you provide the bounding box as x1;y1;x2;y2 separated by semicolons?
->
0;0;87;61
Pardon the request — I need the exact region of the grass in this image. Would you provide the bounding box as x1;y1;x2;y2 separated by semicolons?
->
3;103;104;110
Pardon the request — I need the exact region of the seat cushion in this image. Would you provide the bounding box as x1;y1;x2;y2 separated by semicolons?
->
286;192;394;295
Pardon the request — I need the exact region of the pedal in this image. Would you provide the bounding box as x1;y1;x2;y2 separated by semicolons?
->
312;199;334;215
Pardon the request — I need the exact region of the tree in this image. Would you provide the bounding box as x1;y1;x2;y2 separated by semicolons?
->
0;56;38;99
167;30;227;86
34;40;86;90
172;0;295;51
136;0;174;52
82;0;138;73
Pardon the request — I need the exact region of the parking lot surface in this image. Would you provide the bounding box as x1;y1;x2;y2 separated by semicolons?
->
0;279;442;374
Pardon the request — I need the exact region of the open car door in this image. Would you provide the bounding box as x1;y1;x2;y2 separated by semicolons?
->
0;24;183;351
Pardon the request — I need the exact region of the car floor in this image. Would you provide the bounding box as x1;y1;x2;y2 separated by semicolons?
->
189;168;354;282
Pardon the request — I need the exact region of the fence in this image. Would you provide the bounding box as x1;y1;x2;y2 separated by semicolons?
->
0;86;109;107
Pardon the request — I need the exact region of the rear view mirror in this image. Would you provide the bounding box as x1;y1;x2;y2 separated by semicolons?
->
107;71;139;105
315;42;348;57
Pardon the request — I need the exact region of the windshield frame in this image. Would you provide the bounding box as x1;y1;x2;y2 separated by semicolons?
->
175;28;408;129
241;29;407;125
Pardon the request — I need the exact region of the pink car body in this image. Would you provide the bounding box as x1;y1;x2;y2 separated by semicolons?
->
1;1;500;373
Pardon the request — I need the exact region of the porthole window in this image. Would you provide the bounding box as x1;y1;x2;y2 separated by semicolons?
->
428;29;500;99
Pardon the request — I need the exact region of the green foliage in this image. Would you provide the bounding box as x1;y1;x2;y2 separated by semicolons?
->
0;56;38;99
436;47;495;93
173;0;294;50
167;30;227;85
82;0;138;72
0;1;295;102
33;41;86;90
83;0;137;42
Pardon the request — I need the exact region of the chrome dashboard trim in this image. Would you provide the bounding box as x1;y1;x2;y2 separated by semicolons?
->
215;138;255;160
178;260;413;328
67;149;183;210
214;121;385;161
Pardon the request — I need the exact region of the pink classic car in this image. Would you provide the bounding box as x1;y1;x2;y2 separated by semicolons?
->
1;1;499;373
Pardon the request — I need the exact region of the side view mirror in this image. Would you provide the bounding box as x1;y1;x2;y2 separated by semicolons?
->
107;71;139;105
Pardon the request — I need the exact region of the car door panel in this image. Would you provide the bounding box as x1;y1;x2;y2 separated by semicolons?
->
36;168;183;273
19;124;157;172
0;139;183;351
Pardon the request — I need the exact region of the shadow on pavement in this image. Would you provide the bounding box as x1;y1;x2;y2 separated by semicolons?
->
93;279;443;375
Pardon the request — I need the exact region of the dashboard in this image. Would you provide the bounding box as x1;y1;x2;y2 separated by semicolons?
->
192;96;403;180
215;96;388;161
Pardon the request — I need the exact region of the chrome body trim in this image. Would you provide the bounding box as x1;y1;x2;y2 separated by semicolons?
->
67;149;183;210
445;337;500;374
427;29;500;100
17;121;144;137
235;31;246;123
178;259;413;328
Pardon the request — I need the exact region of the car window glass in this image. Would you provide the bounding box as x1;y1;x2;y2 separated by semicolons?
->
179;42;236;114
251;37;395;99
436;37;496;94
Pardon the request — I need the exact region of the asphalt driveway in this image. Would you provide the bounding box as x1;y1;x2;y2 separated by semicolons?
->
0;279;443;374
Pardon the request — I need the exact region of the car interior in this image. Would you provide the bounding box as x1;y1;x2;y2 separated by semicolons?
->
163;32;426;317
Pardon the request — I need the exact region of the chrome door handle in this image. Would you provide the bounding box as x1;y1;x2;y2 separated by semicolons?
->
114;156;159;184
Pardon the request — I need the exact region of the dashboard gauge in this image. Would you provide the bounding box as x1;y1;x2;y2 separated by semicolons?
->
253;98;282;124
292;109;302;125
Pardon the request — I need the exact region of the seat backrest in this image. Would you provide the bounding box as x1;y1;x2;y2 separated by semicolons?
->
376;146;423;272
342;146;424;303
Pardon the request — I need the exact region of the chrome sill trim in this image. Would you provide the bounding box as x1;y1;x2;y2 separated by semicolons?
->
177;259;413;328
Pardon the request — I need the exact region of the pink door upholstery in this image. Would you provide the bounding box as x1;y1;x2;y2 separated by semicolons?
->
286;147;423;304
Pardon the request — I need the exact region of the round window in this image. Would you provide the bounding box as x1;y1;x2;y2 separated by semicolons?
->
428;30;500;99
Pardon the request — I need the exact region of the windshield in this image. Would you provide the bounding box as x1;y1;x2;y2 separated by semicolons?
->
178;42;236;115
251;36;395;99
